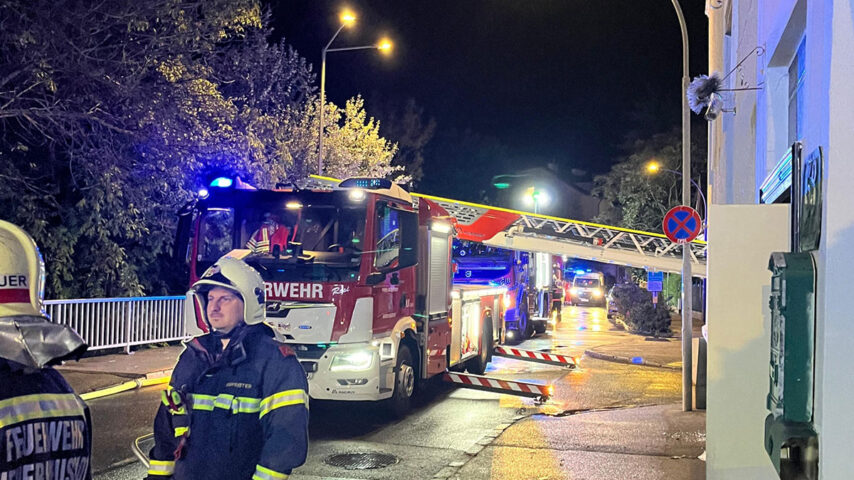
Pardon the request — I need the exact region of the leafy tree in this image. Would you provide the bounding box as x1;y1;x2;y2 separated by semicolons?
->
592;127;706;233
368;97;437;185
0;0;400;298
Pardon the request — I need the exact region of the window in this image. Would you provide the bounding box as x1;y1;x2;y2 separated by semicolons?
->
788;38;805;146
200;209;234;262
374;203;401;270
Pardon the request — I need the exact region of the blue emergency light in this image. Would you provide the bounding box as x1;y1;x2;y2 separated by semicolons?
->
210;177;234;188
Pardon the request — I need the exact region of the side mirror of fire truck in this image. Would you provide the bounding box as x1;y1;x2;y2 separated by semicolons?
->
366;272;387;285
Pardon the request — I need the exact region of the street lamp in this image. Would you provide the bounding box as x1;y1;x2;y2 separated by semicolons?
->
645;161;707;236
666;0;694;413
523;187;549;214
317;10;392;174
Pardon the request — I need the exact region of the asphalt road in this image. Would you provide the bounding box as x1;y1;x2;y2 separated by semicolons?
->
93;306;682;479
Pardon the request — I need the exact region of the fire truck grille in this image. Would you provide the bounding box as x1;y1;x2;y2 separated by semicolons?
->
324;452;399;470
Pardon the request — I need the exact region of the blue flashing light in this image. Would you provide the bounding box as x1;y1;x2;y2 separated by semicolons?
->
210;177;234;188
574;269;586;275
197;188;210;199
631;356;644;364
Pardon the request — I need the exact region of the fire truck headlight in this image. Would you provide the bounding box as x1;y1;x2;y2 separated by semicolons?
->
330;350;374;372
592;289;603;297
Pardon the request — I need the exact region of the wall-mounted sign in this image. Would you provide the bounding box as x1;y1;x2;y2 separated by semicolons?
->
798;147;823;252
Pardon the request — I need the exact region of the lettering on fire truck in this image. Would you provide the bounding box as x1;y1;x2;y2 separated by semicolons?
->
265;282;324;300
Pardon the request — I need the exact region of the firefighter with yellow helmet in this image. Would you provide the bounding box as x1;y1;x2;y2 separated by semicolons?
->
0;220;92;479
147;255;308;479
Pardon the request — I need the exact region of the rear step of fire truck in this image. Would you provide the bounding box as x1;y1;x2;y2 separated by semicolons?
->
492;346;578;368
442;372;553;403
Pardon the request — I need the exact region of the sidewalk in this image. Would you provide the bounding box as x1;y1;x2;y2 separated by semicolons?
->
58;344;183;394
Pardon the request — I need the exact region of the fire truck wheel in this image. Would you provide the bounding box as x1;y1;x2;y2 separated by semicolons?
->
533;321;547;335
386;343;416;418
466;317;493;375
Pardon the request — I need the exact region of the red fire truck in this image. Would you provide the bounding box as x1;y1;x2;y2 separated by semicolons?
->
176;177;507;415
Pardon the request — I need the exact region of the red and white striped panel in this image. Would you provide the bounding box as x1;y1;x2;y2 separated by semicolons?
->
443;372;551;398
494;346;577;367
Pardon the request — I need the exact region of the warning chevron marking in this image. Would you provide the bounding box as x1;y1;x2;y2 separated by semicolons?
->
493;346;577;368
443;372;552;399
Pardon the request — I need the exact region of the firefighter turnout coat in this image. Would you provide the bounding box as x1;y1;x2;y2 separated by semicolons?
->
147;324;308;480
0;361;92;480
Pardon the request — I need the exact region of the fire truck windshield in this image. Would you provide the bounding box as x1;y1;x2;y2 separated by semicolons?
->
197;196;366;282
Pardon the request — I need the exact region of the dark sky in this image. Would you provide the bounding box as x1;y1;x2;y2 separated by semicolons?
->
271;1;708;199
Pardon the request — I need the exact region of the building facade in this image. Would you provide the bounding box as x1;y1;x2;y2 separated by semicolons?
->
706;0;854;478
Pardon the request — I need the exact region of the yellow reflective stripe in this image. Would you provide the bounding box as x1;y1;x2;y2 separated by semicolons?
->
259;389;308;418
147;459;175;476
0;393;86;428
174;426;189;437
253;464;289;480
161;389;186;415
190;393;262;413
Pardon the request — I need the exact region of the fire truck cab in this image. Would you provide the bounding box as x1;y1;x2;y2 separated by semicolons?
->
177;177;504;416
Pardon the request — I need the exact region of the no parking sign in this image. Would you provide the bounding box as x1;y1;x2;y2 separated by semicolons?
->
662;206;702;244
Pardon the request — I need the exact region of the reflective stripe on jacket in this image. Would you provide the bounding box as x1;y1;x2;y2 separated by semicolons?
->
0;362;92;480
148;324;308;480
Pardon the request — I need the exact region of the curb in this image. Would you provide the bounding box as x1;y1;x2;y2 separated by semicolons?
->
583;350;681;371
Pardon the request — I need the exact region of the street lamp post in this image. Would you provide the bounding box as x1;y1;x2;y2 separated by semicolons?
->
669;0;693;412
317;11;391;175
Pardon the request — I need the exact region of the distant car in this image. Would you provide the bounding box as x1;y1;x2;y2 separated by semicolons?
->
567;272;606;307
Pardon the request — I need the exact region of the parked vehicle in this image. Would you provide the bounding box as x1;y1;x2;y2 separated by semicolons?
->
567;272;606;307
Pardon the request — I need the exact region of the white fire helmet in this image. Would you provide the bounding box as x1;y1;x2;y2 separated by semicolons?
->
0;219;47;317
189;255;266;328
0;220;87;367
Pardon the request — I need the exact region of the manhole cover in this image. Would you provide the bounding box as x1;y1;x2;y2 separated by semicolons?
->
324;452;399;470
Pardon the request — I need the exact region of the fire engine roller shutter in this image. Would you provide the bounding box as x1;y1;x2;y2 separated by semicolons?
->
429;234;450;315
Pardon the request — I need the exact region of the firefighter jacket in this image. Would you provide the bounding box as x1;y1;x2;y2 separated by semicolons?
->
0;360;92;480
147;324;308;480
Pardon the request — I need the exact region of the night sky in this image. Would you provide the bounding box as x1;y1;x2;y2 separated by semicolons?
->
271;1;708;200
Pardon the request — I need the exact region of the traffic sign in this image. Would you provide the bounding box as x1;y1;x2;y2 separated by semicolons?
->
662;206;703;244
647;271;663;292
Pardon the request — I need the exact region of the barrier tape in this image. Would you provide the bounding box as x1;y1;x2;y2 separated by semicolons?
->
493;346;577;368
443;372;552;400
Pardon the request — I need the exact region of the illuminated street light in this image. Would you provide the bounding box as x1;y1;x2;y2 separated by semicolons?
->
644;160;707;232
318;11;392;174
523;187;549;214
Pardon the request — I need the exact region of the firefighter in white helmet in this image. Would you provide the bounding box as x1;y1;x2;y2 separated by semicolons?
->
147;255;308;479
0;220;92;479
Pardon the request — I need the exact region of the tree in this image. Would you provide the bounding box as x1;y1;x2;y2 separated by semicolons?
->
592;127;707;232
368;96;437;185
0;0;400;298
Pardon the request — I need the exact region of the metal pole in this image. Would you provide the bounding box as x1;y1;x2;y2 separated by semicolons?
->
670;0;693;412
318;49;327;175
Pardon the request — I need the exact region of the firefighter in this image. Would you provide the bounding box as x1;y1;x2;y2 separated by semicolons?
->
147;255;308;480
246;213;290;257
0;220;92;480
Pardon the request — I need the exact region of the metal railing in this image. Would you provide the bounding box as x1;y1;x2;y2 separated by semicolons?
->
44;296;187;353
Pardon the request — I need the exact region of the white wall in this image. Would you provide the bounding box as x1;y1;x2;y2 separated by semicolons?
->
708;0;854;478
815;1;854;477
706;204;788;480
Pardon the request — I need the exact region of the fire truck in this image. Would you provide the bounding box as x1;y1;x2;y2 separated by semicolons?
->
452;240;542;343
176;177;508;416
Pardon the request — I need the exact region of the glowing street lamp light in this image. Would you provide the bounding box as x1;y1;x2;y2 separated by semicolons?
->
523;187;549;214
644;160;707;229
318;11;392;174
